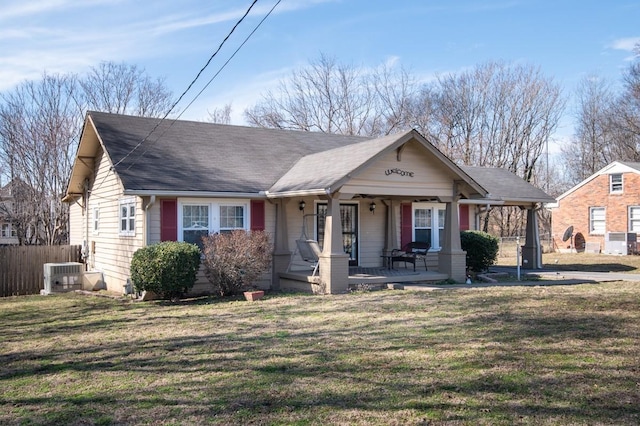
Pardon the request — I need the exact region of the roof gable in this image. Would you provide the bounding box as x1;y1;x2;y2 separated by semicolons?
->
556;161;640;201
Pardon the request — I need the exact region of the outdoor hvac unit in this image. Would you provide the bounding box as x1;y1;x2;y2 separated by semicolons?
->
603;232;637;255
43;262;84;295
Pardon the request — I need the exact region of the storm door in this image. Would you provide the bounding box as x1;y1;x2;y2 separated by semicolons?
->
316;203;358;266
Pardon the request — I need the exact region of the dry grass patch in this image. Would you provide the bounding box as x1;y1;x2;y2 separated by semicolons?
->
1;284;639;425
497;252;640;273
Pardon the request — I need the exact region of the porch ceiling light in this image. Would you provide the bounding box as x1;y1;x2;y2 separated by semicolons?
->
369;201;376;213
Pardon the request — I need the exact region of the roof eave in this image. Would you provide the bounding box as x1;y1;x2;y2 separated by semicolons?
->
123;190;268;198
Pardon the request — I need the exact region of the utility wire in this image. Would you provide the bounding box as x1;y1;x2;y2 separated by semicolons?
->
126;0;282;170
112;0;260;170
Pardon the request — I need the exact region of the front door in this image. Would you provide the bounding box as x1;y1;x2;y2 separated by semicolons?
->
316;203;358;266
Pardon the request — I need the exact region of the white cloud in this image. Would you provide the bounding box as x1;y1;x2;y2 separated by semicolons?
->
610;37;640;51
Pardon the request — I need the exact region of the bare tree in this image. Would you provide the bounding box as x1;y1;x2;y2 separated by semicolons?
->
607;47;640;161
560;76;615;183
245;54;415;136
0;63;175;245
79;61;173;117
207;103;233;124
412;62;565;235
0;73;81;244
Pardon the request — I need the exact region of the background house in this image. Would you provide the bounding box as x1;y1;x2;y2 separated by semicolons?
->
549;161;640;254
0;181;20;245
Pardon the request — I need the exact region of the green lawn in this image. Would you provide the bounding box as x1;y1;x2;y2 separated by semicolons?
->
1;283;639;425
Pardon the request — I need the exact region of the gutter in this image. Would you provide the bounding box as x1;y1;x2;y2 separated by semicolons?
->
124;190;265;199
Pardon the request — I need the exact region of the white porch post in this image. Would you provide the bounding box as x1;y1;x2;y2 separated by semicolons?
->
319;195;349;293
438;184;467;282
271;198;290;290
521;206;542;269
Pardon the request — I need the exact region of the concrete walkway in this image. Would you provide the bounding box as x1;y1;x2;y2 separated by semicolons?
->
396;265;640;292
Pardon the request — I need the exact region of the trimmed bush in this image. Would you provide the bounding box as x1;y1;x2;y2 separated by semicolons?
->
201;230;272;297
461;230;499;272
130;241;201;300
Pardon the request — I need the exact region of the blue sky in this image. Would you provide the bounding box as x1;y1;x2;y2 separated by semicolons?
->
1;0;639;146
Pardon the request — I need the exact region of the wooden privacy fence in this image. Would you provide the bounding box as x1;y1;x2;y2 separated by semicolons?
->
0;245;83;297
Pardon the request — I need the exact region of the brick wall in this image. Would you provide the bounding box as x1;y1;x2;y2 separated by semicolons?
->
551;172;640;251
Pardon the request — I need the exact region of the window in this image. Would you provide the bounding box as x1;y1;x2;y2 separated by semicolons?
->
413;203;445;249
629;206;640;233
414;208;432;246
1;223;9;237
219;205;245;233
119;198;136;236
589;207;605;234
179;201;248;249
610;174;623;193
92;206;100;233
183;204;210;248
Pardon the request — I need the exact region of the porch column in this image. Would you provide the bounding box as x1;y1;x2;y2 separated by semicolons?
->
383;199;397;252
319;195;349;294
521;206;542;269
438;188;467;282
271;198;290;290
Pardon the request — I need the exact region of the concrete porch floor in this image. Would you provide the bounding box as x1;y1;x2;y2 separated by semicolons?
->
279;266;449;292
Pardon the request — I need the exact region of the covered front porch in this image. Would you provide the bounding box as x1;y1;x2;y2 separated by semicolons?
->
280;265;449;294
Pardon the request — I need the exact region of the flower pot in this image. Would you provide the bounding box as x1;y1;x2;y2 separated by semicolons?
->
244;290;264;302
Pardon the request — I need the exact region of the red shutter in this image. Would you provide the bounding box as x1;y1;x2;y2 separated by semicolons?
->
160;199;177;241
459;204;470;231
250;200;265;231
400;202;413;248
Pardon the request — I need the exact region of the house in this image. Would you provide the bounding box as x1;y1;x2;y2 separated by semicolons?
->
0;181;20;245
63;111;554;294
550;161;640;254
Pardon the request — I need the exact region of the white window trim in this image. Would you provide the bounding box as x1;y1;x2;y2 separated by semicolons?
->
177;199;250;243
589;206;606;235
1;223;9;238
92;205;100;234
413;202;445;250
119;197;136;236
610;173;623;194
629;206;640;233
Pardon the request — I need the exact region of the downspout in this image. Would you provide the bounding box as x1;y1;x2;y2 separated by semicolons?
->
82;179;90;267
144;195;156;246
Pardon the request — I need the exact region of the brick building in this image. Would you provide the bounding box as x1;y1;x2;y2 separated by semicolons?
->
549;161;640;254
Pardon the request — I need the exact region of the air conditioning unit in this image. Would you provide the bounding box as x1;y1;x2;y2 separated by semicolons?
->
42;262;84;295
603;232;637;255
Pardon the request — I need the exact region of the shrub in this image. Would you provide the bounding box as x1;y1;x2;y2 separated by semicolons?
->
460;230;499;272
201;230;272;297
130;241;201;300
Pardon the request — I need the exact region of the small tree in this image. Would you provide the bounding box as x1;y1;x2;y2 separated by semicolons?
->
461;230;499;273
201;230;272;297
130;241;201;300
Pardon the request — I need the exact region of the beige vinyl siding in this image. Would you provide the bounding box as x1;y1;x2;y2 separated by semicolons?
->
357;199;386;267
85;147;144;293
342;140;456;198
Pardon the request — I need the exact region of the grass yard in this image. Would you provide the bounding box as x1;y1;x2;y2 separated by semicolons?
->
1;283;640;425
498;252;640;273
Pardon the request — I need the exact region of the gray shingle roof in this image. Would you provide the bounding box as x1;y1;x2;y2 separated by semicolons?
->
84;112;554;205
89;111;368;193
268;132;409;194
460;166;555;204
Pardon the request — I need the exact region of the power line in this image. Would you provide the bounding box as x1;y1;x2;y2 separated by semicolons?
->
126;0;282;170
112;0;260;170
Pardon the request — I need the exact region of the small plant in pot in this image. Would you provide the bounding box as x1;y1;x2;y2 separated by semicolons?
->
201;230;272;300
